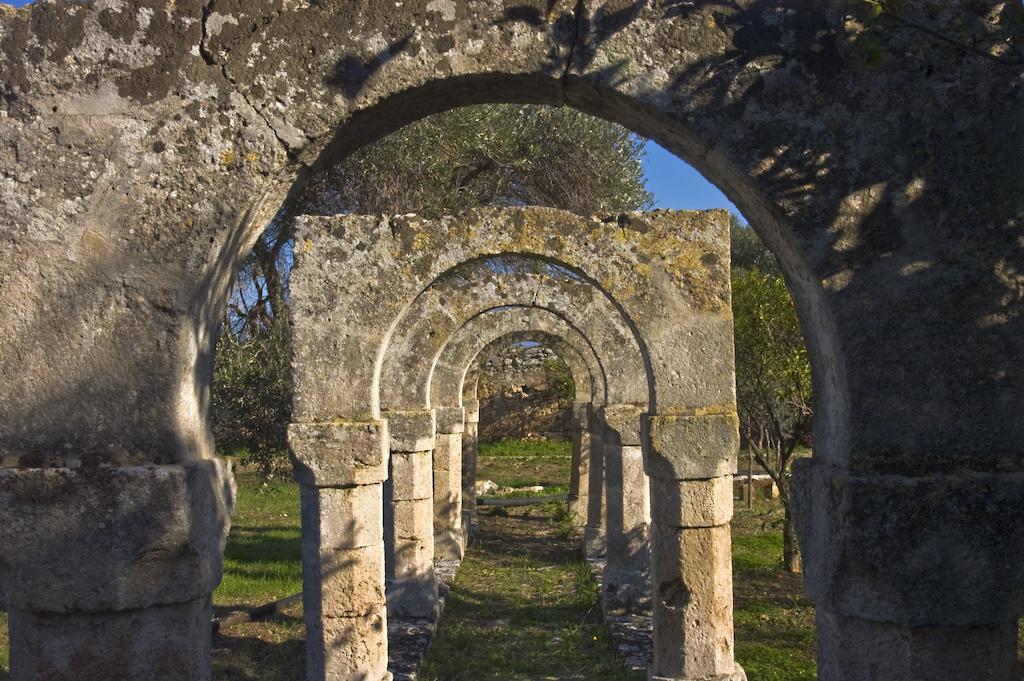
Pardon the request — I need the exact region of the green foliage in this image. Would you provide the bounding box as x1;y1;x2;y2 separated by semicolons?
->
543;356;576;402
302;104;652;218
730;213;780;275
732;267;812;450
731;222;811;571
211;322;292;474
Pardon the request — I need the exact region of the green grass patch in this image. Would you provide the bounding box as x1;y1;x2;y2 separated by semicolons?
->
0;608;7;675
421;504;641;681
214;476;302;608
731;500;816;679
479;439;572;458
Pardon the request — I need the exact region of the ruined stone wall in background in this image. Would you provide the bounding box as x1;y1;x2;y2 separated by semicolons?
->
477;344;573;442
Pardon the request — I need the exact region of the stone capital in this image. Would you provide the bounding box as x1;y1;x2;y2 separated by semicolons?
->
434;406;466;434
601;404;644;446
0;459;234;613
643;413;738;480
792;458;1024;626
387;410;436;452
289;420;389;486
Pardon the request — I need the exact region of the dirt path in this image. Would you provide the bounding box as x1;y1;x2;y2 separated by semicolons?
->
420;503;642;681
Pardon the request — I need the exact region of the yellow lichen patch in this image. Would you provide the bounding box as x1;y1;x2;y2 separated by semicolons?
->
220;148;236;167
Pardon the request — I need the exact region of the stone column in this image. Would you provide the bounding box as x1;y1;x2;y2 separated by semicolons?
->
434;406;465;560
289;421;391;681
0;459;234;681
385;410;438;619
792;460;1024;681
584;409;607;559
461;400;480;542
567;402;592;528
645;412;745;681
601;404;651;598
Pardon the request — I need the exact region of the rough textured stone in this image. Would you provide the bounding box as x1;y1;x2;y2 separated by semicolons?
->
649;476;734;529
0;459;233;613
390;451;433;502
601;404;645;447
568;403;593;527
309;608;390;681
433;432;464;560
432;308;605;412
585;423;608;560
382;267;639;409
386;448;437;620
814;610;1018;681
9;597;214;681
650;523;743;681
433;406;464;435
644;413;739;481
302;483;384;551
293;209;730;425
6;2;1022;679
792;458;1024;626
289;421;389;487
604;442;650;590
388;410;436;453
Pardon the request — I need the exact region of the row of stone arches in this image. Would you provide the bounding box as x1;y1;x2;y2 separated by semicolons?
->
1;2;1020;680
287;206;741;680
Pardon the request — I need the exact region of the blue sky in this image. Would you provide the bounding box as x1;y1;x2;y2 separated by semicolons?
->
642;142;738;214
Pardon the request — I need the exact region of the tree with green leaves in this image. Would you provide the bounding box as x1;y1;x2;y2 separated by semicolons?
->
731;217;812;573
212;104;651;470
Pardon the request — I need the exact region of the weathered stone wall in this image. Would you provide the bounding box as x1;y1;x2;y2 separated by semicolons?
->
477;343;574;442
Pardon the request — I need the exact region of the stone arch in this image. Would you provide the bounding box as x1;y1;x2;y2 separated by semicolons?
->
433;309;604;409
291;208;731;423
376;260;645;412
3;4;1022;680
289;206;737;680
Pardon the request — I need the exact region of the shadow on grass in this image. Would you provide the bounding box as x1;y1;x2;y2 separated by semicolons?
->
212;615;305;681
422;505;642;681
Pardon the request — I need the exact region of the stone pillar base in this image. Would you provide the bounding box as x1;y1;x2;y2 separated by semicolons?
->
816;610;1018;681
649;671;746;681
10;597;213;681
584;524;606;558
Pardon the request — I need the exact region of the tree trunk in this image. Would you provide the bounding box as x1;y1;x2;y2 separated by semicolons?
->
783;500;802;573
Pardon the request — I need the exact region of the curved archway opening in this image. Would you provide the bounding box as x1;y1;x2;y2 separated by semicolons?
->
206;91;818;680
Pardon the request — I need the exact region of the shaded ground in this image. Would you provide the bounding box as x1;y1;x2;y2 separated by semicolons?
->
420;502;642;681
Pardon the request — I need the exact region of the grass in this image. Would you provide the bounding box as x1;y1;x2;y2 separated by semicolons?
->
211;474;304;681
420;504;642;681
731;503;816;679
0;609;6;675
477;439;573;490
479;439;573;458
215;477;302;607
